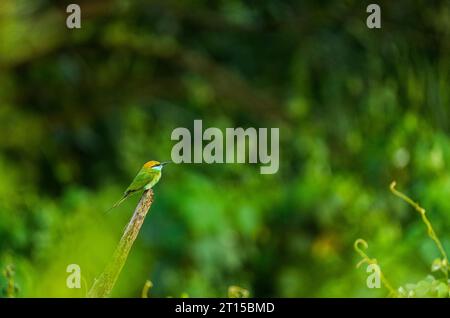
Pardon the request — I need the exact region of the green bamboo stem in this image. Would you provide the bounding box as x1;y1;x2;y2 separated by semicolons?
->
87;189;154;298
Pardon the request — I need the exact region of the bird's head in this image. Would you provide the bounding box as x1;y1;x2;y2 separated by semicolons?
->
144;160;171;171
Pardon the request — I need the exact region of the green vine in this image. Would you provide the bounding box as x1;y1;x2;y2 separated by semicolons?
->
390;181;448;281
354;181;450;298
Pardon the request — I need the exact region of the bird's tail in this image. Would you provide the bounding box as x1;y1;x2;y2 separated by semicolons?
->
105;194;128;214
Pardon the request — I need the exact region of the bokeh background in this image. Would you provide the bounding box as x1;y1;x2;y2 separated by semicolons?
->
0;0;449;297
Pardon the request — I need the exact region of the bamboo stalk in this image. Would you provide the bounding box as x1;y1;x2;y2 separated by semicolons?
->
87;189;154;298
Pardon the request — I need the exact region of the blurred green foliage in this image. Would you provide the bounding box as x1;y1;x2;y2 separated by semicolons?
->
0;0;449;297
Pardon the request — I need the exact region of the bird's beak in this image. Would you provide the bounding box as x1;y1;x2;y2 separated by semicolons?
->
160;161;172;166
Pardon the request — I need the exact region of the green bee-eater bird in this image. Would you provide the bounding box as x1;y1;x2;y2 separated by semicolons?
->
108;160;170;212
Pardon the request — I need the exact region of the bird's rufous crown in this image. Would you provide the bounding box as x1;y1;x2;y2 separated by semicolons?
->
143;160;161;168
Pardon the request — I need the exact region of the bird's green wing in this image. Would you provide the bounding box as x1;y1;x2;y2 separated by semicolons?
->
125;167;152;193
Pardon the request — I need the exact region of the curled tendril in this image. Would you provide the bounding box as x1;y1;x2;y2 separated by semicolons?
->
354;239;377;269
354;238;396;296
